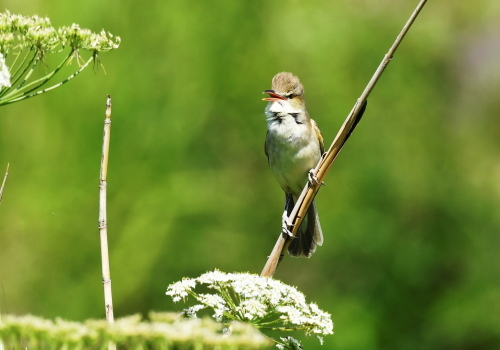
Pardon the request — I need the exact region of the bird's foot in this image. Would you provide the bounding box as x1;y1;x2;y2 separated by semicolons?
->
308;169;324;187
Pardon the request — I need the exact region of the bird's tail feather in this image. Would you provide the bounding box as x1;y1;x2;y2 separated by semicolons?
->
288;200;323;258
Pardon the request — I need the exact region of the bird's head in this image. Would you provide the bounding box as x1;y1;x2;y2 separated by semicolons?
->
262;72;306;112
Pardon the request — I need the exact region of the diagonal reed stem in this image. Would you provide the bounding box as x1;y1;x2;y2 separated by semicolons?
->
261;0;428;277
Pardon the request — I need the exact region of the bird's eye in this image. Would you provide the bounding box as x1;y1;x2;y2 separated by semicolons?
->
287;94;295;99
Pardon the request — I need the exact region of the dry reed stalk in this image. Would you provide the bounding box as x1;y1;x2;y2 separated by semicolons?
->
98;95;115;350
261;0;429;277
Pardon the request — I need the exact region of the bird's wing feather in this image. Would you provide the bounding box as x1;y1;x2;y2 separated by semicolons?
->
311;118;324;154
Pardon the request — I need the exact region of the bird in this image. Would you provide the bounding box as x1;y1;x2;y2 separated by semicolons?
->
262;72;324;258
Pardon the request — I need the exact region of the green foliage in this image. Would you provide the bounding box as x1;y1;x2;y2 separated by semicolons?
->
0;313;272;349
0;1;499;350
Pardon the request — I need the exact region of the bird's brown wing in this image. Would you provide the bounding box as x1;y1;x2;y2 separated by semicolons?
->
311;118;324;154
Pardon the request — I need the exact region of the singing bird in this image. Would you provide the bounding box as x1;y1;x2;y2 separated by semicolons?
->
263;72;324;257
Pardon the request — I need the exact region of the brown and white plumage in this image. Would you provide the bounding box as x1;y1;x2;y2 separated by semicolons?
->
263;72;324;257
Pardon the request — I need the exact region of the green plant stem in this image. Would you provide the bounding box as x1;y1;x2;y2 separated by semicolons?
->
10;53;41;92
6;50;34;85
216;286;239;311
1;51;72;100
0;54;93;106
10;50;36;81
0;50;36;99
20;54;73;95
252;318;282;327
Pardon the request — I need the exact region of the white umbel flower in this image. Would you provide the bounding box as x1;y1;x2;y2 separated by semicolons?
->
166;269;334;349
0;53;11;89
165;278;196;302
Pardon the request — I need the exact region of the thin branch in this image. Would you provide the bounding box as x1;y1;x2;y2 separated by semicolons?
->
98;95;115;350
0;163;10;205
261;0;429;277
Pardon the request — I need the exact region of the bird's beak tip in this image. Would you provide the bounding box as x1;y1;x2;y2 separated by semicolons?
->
262;90;285;102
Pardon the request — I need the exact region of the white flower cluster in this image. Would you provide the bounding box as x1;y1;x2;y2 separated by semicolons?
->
0;11;120;106
0;52;10;88
58;24;120;52
166;270;333;348
0;11;120;57
0;313;271;349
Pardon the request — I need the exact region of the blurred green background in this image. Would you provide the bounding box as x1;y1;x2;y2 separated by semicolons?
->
1;0;499;349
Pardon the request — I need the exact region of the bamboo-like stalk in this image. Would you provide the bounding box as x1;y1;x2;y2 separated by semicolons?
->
261;0;429;277
0;163;9;205
98;95;115;350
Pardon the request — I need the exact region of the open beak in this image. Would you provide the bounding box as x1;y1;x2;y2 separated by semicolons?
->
262;89;286;102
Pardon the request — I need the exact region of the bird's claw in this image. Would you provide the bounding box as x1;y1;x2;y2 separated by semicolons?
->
308;169;324;187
